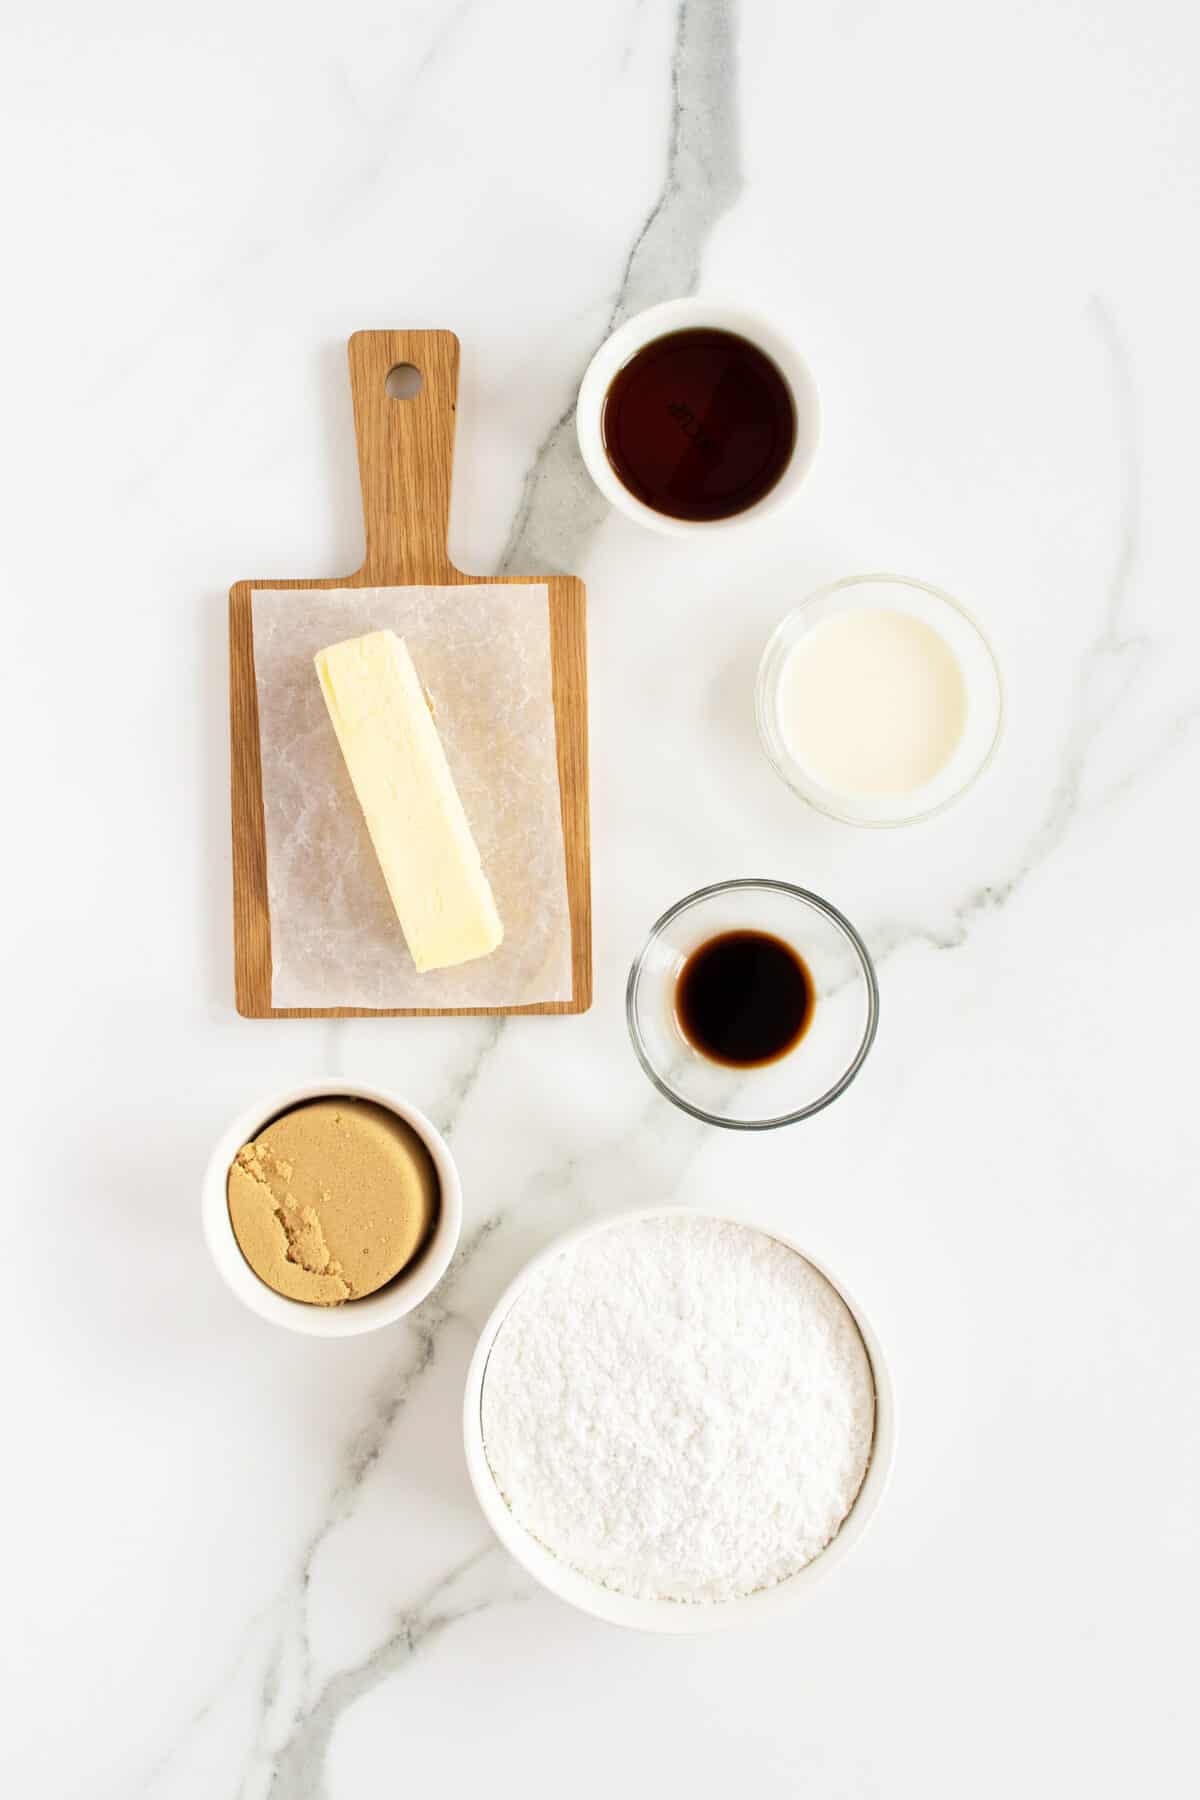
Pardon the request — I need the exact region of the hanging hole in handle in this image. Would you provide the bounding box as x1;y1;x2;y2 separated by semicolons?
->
385;363;423;400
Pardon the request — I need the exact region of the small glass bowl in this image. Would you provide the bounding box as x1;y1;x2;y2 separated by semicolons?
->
626;879;879;1130
755;573;1005;828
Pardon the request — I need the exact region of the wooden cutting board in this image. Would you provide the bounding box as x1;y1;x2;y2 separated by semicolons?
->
230;329;590;1018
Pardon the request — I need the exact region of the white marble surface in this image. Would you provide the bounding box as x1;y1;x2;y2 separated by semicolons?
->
4;2;1199;1794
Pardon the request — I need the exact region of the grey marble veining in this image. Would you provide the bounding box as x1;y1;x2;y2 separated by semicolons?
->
869;295;1152;966
500;0;742;576
17;1;1200;1796
176;69;1168;1800
237;1082;723;1797
241;1217;505;1799
248;1548;526;1800
143;138;1185;1800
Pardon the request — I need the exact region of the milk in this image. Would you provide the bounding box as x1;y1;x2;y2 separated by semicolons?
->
777;608;969;798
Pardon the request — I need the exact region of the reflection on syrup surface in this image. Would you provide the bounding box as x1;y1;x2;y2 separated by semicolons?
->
602;328;796;521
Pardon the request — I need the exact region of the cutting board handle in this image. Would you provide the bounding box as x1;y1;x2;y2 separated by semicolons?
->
348;330;461;584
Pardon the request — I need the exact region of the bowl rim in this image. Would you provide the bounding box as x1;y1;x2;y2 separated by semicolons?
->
200;1078;463;1338
625;878;880;1130
462;1205;895;1634
575;297;821;538
754;572;1007;827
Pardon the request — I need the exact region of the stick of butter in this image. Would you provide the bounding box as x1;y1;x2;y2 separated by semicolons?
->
314;630;504;973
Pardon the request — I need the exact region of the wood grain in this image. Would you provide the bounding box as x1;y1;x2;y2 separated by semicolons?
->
230;330;590;1017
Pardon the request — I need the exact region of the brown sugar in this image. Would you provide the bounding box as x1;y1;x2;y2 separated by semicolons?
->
227;1097;439;1306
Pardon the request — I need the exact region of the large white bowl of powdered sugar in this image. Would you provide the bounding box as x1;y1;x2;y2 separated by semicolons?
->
463;1209;893;1632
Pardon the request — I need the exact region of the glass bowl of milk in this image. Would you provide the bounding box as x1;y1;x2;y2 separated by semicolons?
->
755;574;1004;827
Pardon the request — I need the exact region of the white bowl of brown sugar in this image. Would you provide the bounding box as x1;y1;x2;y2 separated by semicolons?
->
201;1080;462;1337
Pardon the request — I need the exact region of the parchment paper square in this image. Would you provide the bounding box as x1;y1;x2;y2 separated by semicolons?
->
251;586;572;1009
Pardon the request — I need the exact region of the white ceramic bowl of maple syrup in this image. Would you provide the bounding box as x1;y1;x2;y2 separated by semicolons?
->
576;298;820;537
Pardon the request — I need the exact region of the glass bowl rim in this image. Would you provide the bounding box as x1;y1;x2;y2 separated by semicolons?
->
754;572;1006;828
625;878;880;1131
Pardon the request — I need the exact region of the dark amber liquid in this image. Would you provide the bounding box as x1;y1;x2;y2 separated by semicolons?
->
675;931;815;1069
601;328;797;521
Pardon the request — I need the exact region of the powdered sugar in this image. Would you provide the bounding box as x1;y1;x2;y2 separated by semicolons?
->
480;1215;876;1604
